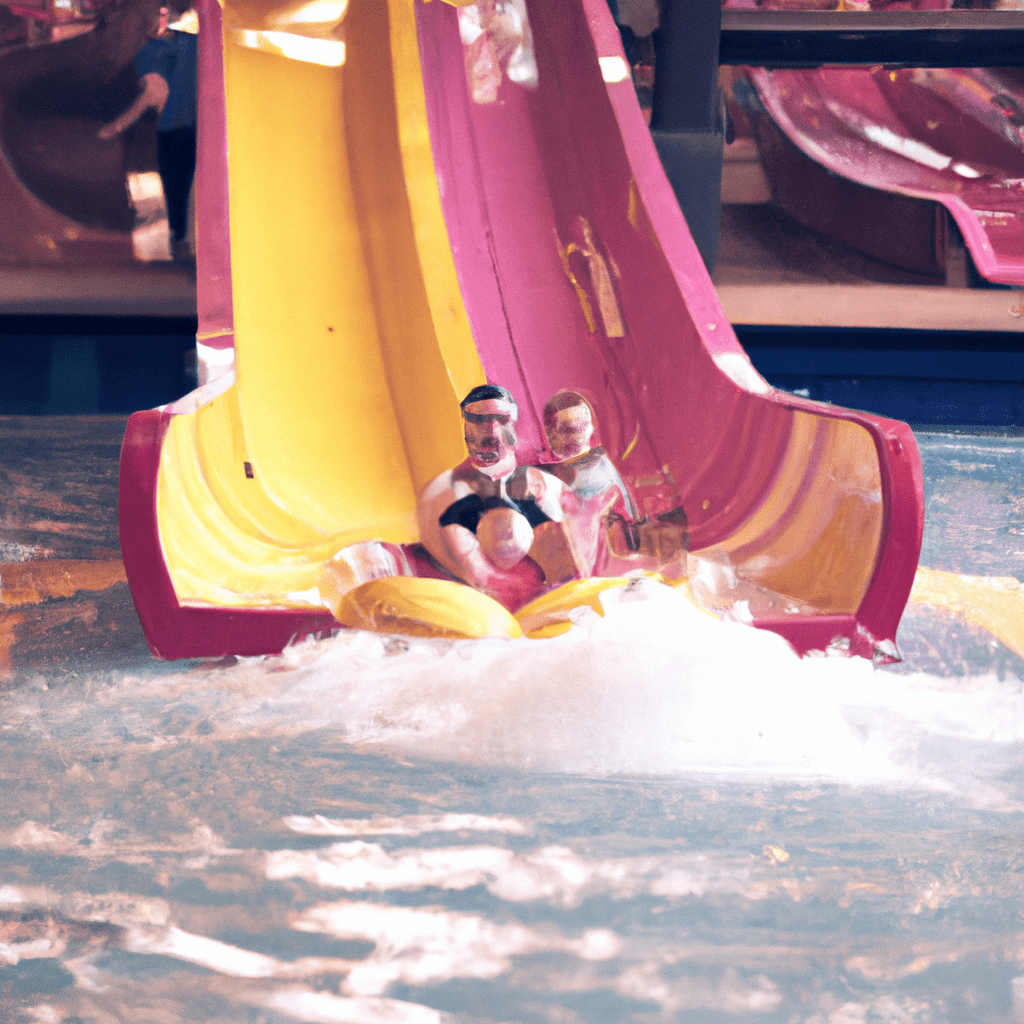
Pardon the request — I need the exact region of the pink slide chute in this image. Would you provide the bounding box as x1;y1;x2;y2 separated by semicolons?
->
118;0;924;662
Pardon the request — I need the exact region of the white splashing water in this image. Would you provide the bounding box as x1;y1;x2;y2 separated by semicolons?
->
5;579;1021;808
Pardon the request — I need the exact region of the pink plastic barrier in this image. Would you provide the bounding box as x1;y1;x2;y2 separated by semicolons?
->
747;64;1024;284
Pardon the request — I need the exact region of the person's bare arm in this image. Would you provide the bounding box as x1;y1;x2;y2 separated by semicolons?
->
439;522;541;607
98;73;169;139
439;522;499;587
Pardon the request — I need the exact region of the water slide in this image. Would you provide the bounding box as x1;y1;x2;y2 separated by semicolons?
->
0;7;135;265
743;63;1024;284
118;0;924;661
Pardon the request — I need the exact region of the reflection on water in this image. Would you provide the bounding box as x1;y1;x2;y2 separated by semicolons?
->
1;578;1023;1022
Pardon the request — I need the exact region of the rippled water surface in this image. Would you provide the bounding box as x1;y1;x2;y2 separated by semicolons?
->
1;432;1023;1024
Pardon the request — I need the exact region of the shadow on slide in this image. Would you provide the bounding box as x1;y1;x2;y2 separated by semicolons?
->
118;0;924;661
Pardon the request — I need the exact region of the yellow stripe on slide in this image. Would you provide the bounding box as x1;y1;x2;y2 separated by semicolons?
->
336;577;523;640
515;577;632;639
910;567;1024;658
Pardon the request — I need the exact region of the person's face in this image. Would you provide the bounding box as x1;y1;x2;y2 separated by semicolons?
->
547;403;593;460
463;398;517;469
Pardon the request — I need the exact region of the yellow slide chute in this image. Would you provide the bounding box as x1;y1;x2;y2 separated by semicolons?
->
156;0;484;608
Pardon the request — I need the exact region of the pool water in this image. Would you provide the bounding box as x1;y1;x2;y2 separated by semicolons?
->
0;431;1022;1024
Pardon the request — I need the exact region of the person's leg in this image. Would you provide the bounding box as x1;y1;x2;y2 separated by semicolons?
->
157;126;196;254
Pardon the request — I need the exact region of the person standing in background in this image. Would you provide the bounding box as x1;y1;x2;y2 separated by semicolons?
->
98;4;197;261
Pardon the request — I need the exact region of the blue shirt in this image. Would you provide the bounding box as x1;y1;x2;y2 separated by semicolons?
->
133;30;198;132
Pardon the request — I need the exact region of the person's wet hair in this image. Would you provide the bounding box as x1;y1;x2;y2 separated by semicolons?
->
461;384;517;411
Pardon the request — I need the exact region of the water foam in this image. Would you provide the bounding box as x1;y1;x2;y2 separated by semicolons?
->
3;579;1021;804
